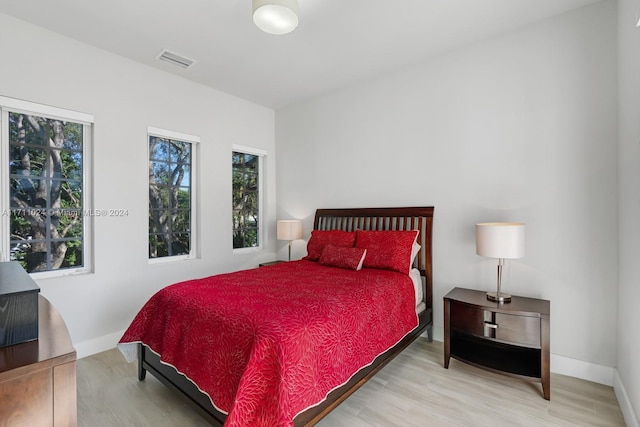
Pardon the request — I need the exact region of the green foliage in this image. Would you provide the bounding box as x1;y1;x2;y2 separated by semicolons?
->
8;113;84;272
148;136;192;258
232;151;259;249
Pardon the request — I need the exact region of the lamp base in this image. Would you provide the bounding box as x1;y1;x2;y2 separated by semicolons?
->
486;291;511;303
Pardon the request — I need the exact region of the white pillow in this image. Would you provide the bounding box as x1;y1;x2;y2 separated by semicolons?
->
409;242;421;271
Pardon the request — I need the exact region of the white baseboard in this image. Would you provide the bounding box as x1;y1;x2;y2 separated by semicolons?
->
432;325;444;342
550;354;614;386
428;326;615;386
74;329;125;359
614;370;640;427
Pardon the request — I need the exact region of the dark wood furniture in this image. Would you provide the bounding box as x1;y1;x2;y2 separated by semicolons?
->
0;295;77;426
258;260;286;267
444;287;550;400
137;206;434;426
0;261;40;347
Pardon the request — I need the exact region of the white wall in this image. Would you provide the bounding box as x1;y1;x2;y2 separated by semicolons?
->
0;13;278;356
617;0;640;425
1;3;632;415
277;1;618;381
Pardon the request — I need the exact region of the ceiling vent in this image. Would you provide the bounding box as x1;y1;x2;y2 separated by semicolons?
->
156;49;196;69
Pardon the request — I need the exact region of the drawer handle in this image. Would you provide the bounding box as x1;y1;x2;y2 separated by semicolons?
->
484;321;498;329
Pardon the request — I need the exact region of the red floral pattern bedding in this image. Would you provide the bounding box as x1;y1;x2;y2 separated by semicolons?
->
118;260;418;427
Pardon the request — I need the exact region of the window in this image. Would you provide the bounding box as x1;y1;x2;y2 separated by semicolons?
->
232;146;265;250
1;97;93;275
148;127;198;260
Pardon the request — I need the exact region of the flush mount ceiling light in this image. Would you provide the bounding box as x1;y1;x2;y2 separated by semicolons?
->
252;0;299;35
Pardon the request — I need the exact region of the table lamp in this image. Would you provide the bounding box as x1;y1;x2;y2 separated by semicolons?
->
277;220;302;261
475;222;525;303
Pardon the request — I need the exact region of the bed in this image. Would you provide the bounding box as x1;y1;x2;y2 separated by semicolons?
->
118;206;434;426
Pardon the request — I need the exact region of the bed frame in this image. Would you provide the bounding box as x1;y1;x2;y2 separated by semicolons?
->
137;206;434;426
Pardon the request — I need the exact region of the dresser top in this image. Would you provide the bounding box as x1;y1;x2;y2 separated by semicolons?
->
444;287;550;317
0;295;75;376
0;261;40;296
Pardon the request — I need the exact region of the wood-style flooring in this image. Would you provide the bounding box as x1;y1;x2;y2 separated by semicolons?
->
77;338;625;426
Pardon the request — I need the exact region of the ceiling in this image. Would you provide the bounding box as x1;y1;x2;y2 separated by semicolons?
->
0;0;602;109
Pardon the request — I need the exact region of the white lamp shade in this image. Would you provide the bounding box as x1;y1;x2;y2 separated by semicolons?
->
253;0;299;35
476;222;525;259
277;220;302;241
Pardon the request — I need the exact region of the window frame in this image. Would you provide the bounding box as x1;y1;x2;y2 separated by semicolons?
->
232;144;266;253
147;126;199;264
0;96;94;279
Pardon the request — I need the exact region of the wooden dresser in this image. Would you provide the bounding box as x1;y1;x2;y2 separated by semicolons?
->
0;295;77;426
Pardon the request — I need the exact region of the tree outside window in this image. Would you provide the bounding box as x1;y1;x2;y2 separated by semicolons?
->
8;112;86;273
148;135;192;258
232;151;260;249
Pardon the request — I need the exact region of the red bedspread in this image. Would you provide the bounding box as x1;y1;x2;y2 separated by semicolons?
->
118;260;418;426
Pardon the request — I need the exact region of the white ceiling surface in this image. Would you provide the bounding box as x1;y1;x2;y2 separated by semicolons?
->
0;0;603;109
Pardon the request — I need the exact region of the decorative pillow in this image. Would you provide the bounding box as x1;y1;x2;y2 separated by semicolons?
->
303;230;356;261
355;230;419;274
319;244;367;271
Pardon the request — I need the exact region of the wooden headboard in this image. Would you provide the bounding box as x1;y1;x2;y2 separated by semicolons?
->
313;206;434;312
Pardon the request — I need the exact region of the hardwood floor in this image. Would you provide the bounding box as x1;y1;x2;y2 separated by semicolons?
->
77;338;625;426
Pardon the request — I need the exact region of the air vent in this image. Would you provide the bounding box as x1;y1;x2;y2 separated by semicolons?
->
156;49;196;69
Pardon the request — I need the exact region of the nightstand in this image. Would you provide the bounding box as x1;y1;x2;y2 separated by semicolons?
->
258;260;286;267
444;287;550;400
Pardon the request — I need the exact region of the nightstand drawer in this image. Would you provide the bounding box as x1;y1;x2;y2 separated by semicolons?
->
493;313;540;348
450;302;540;348
450;303;484;335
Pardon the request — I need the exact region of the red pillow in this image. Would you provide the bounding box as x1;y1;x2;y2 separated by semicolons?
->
355;230;419;274
303;230;356;261
319;244;367;271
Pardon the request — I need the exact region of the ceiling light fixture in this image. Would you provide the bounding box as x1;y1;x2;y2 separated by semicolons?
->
252;0;299;35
